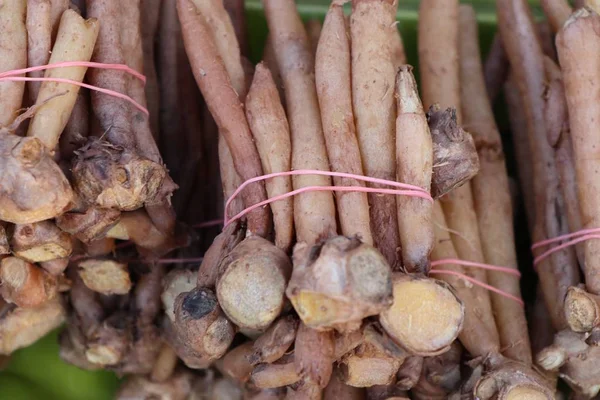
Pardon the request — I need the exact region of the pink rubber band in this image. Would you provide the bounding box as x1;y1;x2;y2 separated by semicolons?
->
0;61;146;83
1;76;148;115
431;258;521;277
193;219;224;229
0;61;148;115
226;185;432;227
531;227;600;250
429;269;525;306
533;233;600;267
225;169;433;226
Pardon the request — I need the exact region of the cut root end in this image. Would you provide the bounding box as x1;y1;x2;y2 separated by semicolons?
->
565;286;600;333
379;273;464;356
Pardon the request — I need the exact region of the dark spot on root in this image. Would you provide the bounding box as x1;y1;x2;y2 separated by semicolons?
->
182;287;217;319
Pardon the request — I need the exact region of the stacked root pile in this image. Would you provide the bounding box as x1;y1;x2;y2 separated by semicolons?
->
2;0;592;398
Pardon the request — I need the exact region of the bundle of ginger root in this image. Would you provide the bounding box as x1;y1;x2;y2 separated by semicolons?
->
0;0;578;399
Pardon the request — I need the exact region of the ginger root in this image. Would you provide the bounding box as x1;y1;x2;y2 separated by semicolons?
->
0;134;73;224
217;236;291;333
11;221;73;263
0;257;58;307
287;236;393;332
379;273;464;356
339;324;407;387
77;259;131;295
173;287;236;367
428;105;479;199
72;139;168;211
537;329;600;397
0;296;66;354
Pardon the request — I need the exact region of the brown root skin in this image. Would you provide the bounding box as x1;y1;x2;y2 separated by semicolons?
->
115;265;165;375
204;377;244;400
529;286;557;363
61;90;90;160
150;344;179;383
504;76;535;232
379;273;464;356
161;317;210;370
224;0;248;57
263;0;337;246
586;328;600;346
68;270;105;338
77;259;131;295
262;35;285;109
58;328;102;371
177;0;270;237
483;33;509;103
162;268;197;322
0;257;58;308
188;372;244;400
84;238;115;257
249;315;299;366
72;139;169;211
287;236;393;332
220;341;255;383
395;65;434;275
119;1;173;226
217;236;292;332
395;356;424;390
246;62;295;252
333;328;364;360
0;1;26;128
115;369;193;400
323;366;365;400
173;287;236;365
430;201;501;358
286;380;323;400
0;134;73;224
117;322;161;375
367;386;410;400
0;226;8;255
106;209;190;257
565;286;600;332
39;257;69;276
537;330;600;397
460;5;530;364
0;296;66;355
412;341;462;400
474;361;554;400
250;354;301;389
244;387;287;400
306;19;322;57
428;105;479;199
197;222;244;288
315;5;373;246
350;0;400;267
11;221;73;263
339;339;404;387
85;311;132;366
557;9;600;299
294;322;335;389
55;206;121;243
540;0;572;32
500;0;579;331
27;9;99;151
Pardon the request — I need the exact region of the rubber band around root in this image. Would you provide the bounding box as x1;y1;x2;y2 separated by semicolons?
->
223;169;522;304
531;228;600;267
0;61;148;115
224;169;433;226
430;259;524;305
